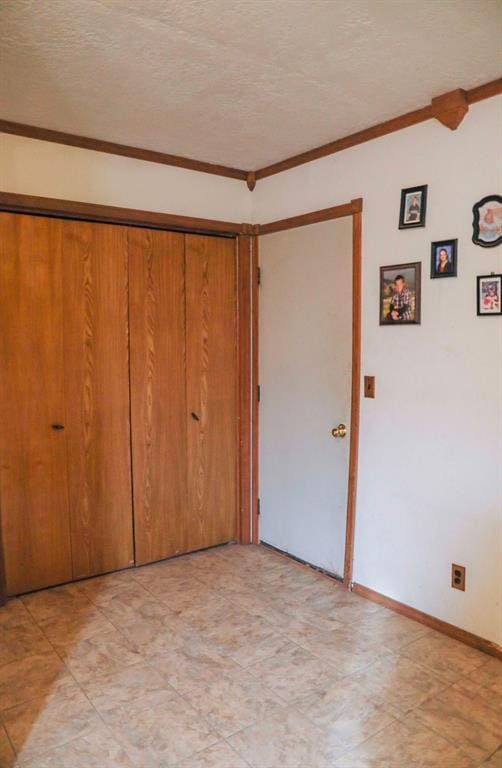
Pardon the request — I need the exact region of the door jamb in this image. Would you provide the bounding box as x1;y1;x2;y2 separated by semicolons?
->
252;199;363;588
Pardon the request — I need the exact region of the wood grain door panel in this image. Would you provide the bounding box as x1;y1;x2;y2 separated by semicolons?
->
0;213;73;594
62;220;134;578
185;234;238;551
128;228;188;564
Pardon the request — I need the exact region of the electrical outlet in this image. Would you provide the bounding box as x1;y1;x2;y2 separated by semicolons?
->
451;564;466;591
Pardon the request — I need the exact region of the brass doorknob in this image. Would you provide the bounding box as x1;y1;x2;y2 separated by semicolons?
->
332;423;347;438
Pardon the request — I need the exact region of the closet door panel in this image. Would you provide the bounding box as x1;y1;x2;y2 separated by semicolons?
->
0;213;72;594
62;221;134;578
185;234;238;551
129;229;187;564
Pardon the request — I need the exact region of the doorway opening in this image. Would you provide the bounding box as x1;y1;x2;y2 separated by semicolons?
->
253;201;362;587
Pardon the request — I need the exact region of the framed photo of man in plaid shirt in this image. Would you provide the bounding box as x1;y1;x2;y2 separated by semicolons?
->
380;263;421;325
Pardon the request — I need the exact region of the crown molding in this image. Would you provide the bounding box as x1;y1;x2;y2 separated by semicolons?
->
0;120;248;181
1;77;500;189
254;77;502;181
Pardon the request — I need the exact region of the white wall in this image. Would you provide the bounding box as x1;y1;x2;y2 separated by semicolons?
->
254;96;502;646
2;98;500;645
0;133;252;223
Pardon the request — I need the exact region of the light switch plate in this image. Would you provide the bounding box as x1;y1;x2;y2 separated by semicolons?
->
364;376;375;398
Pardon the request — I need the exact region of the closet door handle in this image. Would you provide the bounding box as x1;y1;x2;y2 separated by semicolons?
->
51;423;65;431
191;412;200;422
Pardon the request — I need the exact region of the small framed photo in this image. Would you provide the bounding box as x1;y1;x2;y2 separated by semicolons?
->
472;195;502;248
380;262;421;325
430;239;457;278
477;274;502;316
399;185;428;229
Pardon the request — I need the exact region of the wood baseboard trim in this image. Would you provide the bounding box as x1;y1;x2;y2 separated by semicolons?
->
352;583;502;661
0;120;248;182
0;191;251;236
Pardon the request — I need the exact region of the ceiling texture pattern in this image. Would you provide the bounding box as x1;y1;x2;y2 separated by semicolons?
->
1;0;501;169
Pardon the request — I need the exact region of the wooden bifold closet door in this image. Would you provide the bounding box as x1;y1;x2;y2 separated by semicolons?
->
0;213;133;594
0;215;73;594
129;231;238;565
62;221;134;579
185;234;238;552
0;213;238;595
128;229;188;564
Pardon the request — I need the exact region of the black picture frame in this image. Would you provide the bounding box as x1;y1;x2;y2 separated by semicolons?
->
379;262;421;325
399;185;428;229
430;239;457;278
477;274;502;316
472;195;502;248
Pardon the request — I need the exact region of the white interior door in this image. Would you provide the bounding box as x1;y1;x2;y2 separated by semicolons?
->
259;216;352;577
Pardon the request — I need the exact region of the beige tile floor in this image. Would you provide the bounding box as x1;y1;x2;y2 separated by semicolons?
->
0;544;500;767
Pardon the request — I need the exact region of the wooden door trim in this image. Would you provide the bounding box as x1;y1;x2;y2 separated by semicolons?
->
255;199;361;235
237;235;252;544
251;236;260;544
343;207;362;588
0;513;6;606
254;199;363;586
0;191;252;236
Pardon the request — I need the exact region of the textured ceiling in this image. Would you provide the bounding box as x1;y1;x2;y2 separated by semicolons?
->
1;0;501;169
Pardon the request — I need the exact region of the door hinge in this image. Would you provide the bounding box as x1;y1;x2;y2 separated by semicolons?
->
257;384;261;402
257;498;261;516
257;266;261;286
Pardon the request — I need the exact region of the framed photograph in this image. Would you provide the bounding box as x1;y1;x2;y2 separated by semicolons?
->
380;262;421;325
430;239;457;278
472;195;502;248
399;185;428;229
477;274;502;316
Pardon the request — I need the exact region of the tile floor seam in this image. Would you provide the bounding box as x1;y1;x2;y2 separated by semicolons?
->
220;735;254;768
139;656;238;742
1;619;123;765
296;695;401;761
392;646;483;687
395;686;502;764
404;712;500;766
141;650;292;744
2;700;106;766
326;718;478;768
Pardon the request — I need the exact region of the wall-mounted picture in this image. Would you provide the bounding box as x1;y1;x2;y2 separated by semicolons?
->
477;274;502;316
472;195;502;248
430;239;457;278
399;185;428;229
380;262;421;325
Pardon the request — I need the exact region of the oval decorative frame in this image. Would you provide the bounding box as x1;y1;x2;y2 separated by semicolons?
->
472;194;502;248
